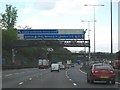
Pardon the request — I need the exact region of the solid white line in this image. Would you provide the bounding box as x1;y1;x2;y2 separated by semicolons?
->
19;82;23;85
69;79;72;81
79;69;87;75
5;74;12;77
73;83;77;86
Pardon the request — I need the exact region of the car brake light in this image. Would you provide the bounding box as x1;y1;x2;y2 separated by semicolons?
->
92;70;99;73
94;70;99;73
109;70;114;73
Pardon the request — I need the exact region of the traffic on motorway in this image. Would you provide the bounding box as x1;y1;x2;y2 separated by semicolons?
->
2;59;119;88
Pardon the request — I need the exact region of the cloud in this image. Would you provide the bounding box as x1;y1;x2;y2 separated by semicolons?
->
33;0;60;11
40;0;99;17
20;7;32;14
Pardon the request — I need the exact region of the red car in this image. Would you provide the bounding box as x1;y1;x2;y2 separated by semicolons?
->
87;63;116;84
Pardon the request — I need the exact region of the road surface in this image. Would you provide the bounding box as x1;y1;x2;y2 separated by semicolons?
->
2;65;119;89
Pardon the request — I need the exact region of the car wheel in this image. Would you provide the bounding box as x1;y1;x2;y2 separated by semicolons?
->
111;80;115;84
106;80;110;84
89;78;94;84
87;78;90;83
58;70;59;72
51;70;52;72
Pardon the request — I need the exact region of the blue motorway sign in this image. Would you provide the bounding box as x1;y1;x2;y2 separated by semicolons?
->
17;29;84;40
24;34;84;39
17;29;58;34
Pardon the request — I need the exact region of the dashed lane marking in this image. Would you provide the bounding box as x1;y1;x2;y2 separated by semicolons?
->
73;83;77;86
20;72;25;74
19;82;23;85
29;78;32;81
14;73;19;75
5;74;12;77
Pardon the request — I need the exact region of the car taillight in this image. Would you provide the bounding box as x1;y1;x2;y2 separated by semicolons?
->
94;70;99;73
92;70;99;73
109;70;114;74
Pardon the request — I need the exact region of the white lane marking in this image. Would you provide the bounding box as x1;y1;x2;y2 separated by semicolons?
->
29;78;32;81
20;72;25;74
69;79;72;81
5;74;12;77
65;70;69;78
115;82;120;84
79;69;87;74
14;73;19;75
19;82;23;85
73;83;77;86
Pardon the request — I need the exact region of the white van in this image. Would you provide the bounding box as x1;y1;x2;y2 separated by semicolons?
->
51;63;60;72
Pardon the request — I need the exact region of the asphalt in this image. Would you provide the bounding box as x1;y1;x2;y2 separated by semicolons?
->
2;65;119;89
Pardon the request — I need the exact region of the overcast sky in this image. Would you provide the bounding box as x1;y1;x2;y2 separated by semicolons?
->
0;0;119;53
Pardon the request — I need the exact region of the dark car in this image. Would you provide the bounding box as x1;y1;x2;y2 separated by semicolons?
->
71;63;74;67
87;63;116;84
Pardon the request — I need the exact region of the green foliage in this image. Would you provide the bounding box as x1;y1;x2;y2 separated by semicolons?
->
1;4;18;29
2;29;17;50
2;29;75;66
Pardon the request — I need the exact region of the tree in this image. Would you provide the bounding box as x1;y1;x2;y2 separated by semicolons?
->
1;4;18;30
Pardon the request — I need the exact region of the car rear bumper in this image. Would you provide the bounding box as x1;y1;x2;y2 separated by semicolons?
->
92;75;116;81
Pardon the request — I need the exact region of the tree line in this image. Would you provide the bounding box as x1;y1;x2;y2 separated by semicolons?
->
1;5;75;67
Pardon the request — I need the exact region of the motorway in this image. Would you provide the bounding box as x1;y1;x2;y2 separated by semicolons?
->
2;64;119;88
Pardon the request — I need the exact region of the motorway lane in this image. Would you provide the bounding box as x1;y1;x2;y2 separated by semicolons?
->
2;68;75;88
67;65;118;88
16;69;74;88
2;68;50;88
2;65;119;88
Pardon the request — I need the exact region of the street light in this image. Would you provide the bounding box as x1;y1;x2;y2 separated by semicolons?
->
84;4;104;54
110;0;113;54
81;20;94;40
81;20;94;65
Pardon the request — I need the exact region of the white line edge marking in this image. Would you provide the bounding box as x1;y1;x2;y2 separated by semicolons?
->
19;82;23;85
69;79;72;81
79;69;87;74
73;83;77;86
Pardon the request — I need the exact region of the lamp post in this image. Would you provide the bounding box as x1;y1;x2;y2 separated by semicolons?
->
81;20;95;40
81;20;94;65
84;4;104;54
110;0;113;54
